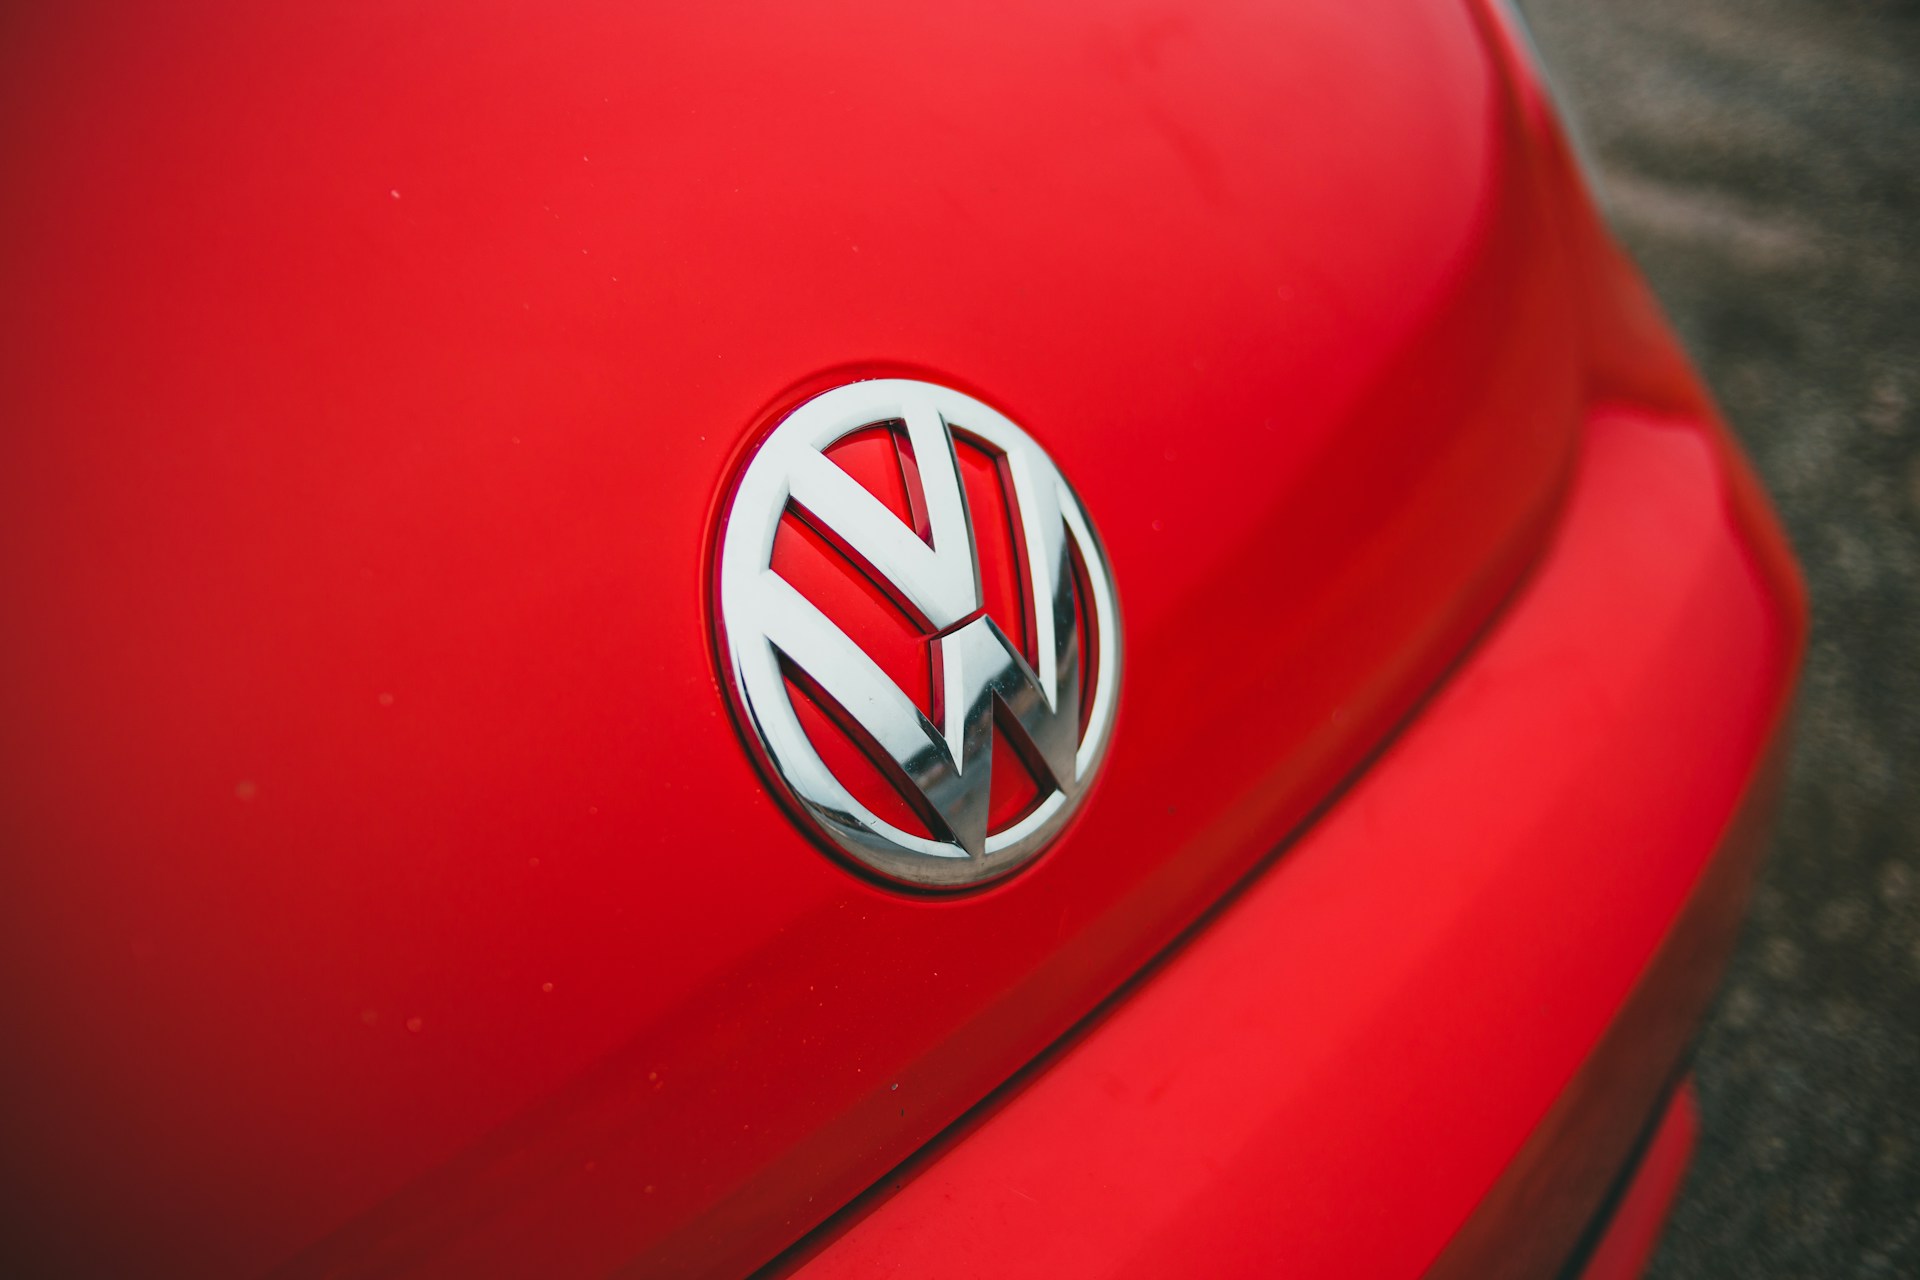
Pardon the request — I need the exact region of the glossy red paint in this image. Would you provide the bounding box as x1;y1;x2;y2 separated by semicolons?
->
0;2;1801;1279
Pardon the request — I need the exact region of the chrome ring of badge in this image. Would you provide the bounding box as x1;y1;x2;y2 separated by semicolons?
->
716;378;1121;888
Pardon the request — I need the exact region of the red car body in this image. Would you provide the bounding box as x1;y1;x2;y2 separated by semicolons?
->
0;1;1804;1277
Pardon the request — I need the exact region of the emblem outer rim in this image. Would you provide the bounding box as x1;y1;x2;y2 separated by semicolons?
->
713;377;1122;890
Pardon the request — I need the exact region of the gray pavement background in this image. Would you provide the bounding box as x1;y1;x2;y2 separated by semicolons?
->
1517;1;1920;1275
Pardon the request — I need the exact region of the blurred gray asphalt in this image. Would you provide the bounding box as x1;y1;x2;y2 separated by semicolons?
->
1518;1;1920;1275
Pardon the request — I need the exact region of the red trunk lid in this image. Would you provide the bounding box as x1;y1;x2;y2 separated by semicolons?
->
0;1;1582;1274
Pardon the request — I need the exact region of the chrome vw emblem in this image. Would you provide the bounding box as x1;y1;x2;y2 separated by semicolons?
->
717;379;1120;888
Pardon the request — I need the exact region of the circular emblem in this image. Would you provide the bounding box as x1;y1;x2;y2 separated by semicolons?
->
716;379;1120;888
